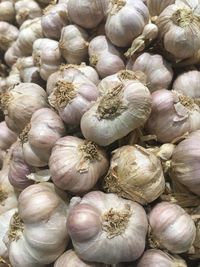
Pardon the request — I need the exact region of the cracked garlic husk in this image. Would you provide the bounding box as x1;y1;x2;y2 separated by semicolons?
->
67;191;148;264
0;21;19;52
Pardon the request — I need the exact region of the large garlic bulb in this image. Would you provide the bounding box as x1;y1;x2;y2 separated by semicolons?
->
81;70;152;146
105;0;149;47
0;21;19;52
147;0;175;17
103;145;165;205
5;182;69;267
67;191;148;264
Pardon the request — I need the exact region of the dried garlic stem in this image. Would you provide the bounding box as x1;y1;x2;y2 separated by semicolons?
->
110;0;126;14
8;212;24;241
43;3;55;15
19;123;31;143
0;257;11;267
172;9;194;27
89;54;98;66
0;186;8;204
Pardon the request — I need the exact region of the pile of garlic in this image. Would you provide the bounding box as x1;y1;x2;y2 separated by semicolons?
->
0;0;200;266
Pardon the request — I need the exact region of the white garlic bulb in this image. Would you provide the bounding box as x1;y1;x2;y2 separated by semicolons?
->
17;56;41;83
88;35;125;78
67;0;109;29
59;25;89;64
147;0;175;17
67;191;148;264
4;182;69;267
103;145;165;205
42;3;69;40
81;70;152;146
49;136;109;194
32;38;62;80
0;121;17;152
0;1;15;22
0;21;19;52
149;201;196;253
105;0;149;47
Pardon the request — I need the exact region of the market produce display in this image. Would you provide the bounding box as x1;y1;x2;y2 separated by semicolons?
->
0;0;200;266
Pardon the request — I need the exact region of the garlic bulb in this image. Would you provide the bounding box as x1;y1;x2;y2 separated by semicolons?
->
129;53;173;92
0;1;15;22
157;1;200;60
171;130;200;196
103;145;165;205
4;182;69;267
149;201;196;253
48;66;98;125
0;21;19;52
88;35;125;78
42;3;69;40
15;0;42;26
17;56;41;83
67;191;148;264
32;38;62;80
59;25;89;64
0;82;48;133
105;0;149;47
20;108;66;167
136;249;187;267
49;136;109;194
173;70;200;98
81;70;152;146
147;0;175;17
0;121;17;152
146;89;200;143
67;0;109;29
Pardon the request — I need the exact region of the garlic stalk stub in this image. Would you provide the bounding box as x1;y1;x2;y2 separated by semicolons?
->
81;70;152;146
67;191;148;264
148;201;196;253
49;136;109;194
103;145;165;205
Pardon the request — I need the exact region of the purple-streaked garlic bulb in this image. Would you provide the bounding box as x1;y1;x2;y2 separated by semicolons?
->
48;66;98;126
147;0;175;17
103;145;165;205
88;35;125;78
149;202;196;253
49;136;109;194
0;21;19;52
67;191;148;264
81;70;152;146
146;89;200;143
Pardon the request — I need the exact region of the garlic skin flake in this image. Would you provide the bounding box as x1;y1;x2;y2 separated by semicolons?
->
67;191;148;264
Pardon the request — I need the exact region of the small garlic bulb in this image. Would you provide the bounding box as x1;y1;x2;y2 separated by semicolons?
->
0;1;15;22
41;3;69;40
81;70;152;146
149;202;196;253
105;0;149;47
15;0;42;26
147;0;175;17
173;70;200;98
129;52;173;92
20;108;66;167
88;35;125;78
48;66;98;125
17;56;41;83
67;0;109;29
157;1;200;60
136;249;187;267
103;145;165;205
0;21;19;52
171;130;200;196
0;82;48;133
5;182;69;267
59;25;89;64
67;191;148;264
49;136;109;194
146;89;200;143
32;38;62;80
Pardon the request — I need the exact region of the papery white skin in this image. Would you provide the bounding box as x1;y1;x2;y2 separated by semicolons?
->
136;249;187;267
6;62;21;89
105;0;149;47
67;191;148;264
149;202;196;253
147;0;175;17
59;25;89;64
0;121;17;151
1;82;48;134
78;63;99;85
5;182;69;267
42;3;69;40
173;70;200;98
15;0;42;26
22;108;66;167
17;56;41;83
49;136;109;194
48;67;99;125
171;130;200;196
67;0;109;29
129;53;173;92
0;21;19;52
81;71;152;146
32;38;62;80
146;89;200;143
89;35;125;78
0;1;15;22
